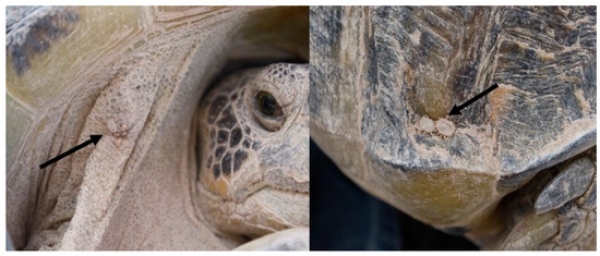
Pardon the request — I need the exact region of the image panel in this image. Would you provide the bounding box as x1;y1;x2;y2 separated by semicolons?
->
309;6;596;250
6;6;309;250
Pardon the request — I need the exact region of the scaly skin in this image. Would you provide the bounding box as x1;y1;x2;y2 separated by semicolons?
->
6;6;309;250
193;63;310;242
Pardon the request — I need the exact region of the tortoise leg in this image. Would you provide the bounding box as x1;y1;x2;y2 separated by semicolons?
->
499;148;596;250
535;158;595;214
534;155;596;250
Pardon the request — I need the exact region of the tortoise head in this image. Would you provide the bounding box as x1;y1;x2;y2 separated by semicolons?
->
6;6;310;249
195;63;310;238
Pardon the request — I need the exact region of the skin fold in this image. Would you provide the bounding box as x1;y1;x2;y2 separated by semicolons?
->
6;6;309;250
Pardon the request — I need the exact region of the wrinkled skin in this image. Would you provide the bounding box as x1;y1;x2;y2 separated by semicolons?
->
310;6;595;249
6;6;309;250
194;63;309;239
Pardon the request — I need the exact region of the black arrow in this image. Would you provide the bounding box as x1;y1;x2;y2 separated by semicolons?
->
449;84;499;116
39;135;103;169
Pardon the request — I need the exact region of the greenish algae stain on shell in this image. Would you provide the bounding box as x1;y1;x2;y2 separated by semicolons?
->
405;63;454;120
6;6;79;76
388;169;500;226
6;6;147;109
415;75;453;120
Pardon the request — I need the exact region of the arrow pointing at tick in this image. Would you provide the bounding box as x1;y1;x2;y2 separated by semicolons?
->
39;135;103;169
449;84;499;116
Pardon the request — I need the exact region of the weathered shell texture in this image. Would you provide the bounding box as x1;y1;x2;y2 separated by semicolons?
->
310;6;596;249
6;6;308;250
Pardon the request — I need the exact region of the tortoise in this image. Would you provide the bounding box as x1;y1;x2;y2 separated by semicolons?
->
6;6;309;250
309;6;596;250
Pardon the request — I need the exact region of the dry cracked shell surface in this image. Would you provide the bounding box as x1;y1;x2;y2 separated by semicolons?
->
310;6;596;250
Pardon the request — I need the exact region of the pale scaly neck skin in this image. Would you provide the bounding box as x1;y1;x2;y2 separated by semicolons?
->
194;63;310;241
6;6;309;250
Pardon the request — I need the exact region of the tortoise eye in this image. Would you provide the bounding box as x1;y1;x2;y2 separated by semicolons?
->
256;91;282;117
253;90;285;132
